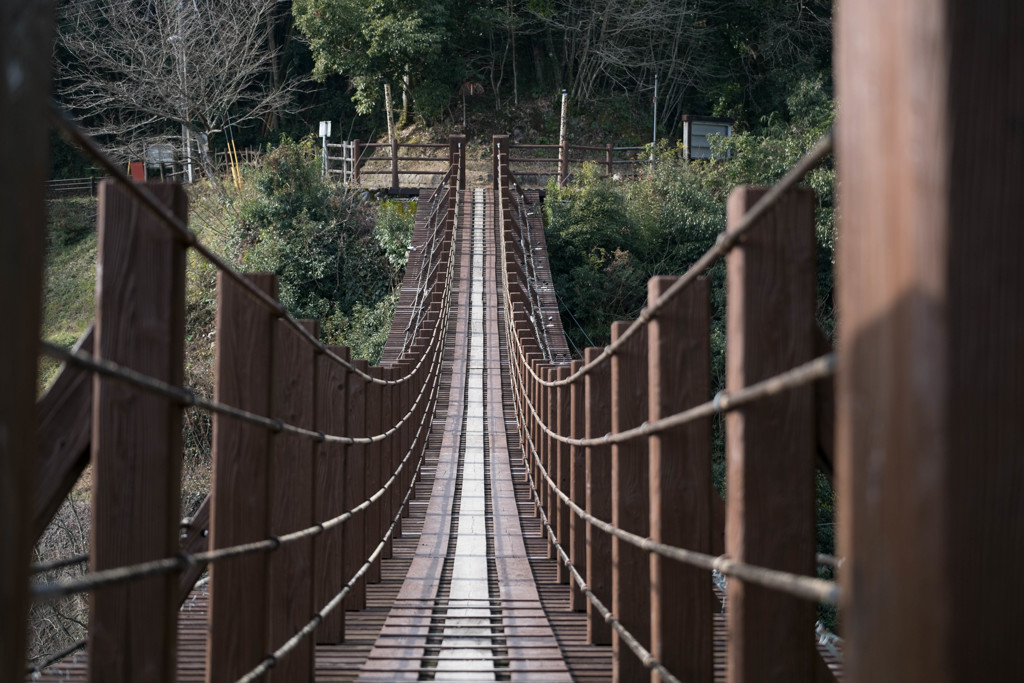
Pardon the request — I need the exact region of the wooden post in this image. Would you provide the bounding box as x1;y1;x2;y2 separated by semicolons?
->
606;144;613;179
449;134;467;190
492;135;500;190
836;2;1024;680
584;347;613;646
391;139;400;192
344;360;368;610
33;327;94;542
0;4;50;676
544;365;557;556
648;276;713;683
610;322;650;683
725;186;817;683
568;360;587;612
555;365;571;584
365;367;383;584
352;140;362;184
266;320;317;683
315;347;348;644
379;367;395;561
207;273;278;683
396;360;413;518
529;356;544;518
89;182;187;683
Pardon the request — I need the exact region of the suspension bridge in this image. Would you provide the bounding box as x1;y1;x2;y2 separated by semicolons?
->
5;2;1023;682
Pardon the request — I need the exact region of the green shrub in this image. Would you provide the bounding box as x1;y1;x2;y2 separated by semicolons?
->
233;136;407;358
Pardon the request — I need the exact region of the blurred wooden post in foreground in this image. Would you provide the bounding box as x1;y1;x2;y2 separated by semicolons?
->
0;2;51;678
836;1;1024;681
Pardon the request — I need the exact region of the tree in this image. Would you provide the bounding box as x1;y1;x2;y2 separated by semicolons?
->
526;0;725;130
293;0;460;121
56;0;299;172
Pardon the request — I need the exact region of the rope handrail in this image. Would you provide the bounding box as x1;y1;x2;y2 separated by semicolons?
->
49;102;456;387
31;553;90;574
507;323;835;447
30;349;443;603
509;131;833;387
38;320;441;447
401;181;460;353
35;179;460;446
495;152;554;360
234;427;428;683
510;356;841;606
522;450;681;683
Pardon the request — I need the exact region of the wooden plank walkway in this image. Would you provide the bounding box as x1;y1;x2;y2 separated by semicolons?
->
32;185;841;683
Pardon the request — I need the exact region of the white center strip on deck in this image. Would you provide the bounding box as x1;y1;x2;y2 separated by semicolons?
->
434;188;495;681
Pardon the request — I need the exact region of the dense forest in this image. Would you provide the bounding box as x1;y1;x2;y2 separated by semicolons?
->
51;0;833;172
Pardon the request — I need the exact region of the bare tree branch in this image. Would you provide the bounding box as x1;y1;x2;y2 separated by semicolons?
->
56;0;302;171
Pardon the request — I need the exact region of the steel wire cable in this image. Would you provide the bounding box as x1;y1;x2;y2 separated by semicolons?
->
510;178;555;360
30;342;444;603
507;351;840;606
49;102;454;388
234;432;428;683
508;131;833;388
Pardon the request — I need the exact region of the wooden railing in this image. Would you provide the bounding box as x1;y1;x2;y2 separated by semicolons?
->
494;132;838;682
17;106;465;682
327;139;458;191
505;142;646;186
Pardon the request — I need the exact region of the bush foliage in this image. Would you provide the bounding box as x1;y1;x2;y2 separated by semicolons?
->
235;136;414;361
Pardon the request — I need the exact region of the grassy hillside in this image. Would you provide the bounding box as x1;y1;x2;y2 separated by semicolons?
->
39;197;98;392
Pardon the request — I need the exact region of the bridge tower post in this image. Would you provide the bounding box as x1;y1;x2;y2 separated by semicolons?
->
449;134;466;191
836;0;1024;680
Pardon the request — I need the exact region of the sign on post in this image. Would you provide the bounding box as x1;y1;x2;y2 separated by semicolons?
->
319;121;332;178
